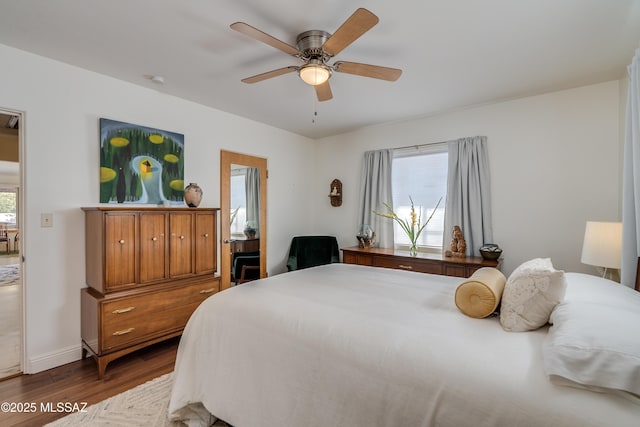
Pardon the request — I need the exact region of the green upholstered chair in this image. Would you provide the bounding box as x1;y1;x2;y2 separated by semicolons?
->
233;251;261;284
286;236;340;271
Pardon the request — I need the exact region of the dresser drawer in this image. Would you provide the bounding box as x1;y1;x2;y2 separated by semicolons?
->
442;264;467;277
373;256;443;274
343;251;373;266
100;280;218;352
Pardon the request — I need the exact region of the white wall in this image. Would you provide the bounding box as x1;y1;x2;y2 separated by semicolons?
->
0;40;624;374
0;44;315;373
312;81;621;277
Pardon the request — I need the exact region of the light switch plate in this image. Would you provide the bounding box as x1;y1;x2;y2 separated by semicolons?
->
41;213;53;227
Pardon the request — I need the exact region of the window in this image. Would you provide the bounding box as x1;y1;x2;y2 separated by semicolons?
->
230;171;247;237
392;144;447;252
0;188;17;228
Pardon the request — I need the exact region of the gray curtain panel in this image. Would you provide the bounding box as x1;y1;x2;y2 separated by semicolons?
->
245;167;260;237
358;149;394;248
444;136;493;256
622;49;640;289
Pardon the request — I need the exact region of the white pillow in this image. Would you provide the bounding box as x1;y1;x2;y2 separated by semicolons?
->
543;272;640;397
500;258;566;332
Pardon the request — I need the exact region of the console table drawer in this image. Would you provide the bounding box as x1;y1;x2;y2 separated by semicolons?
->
373;256;442;274
343;251;373;266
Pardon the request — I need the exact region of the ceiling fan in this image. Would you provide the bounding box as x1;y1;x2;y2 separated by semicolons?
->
230;8;402;102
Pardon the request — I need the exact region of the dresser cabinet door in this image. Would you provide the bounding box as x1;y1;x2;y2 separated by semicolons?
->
139;212;168;283
195;211;216;274
104;212;137;291
169;212;194;277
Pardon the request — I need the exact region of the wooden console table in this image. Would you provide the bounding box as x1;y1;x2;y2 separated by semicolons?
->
342;247;500;278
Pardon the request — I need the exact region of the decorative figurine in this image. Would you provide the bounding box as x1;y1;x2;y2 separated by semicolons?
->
357;224;376;248
445;225;467;258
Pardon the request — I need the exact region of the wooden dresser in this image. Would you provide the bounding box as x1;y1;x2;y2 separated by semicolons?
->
342;247;500;278
81;207;220;378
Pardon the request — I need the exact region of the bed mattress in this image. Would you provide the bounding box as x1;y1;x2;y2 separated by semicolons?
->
169;263;640;427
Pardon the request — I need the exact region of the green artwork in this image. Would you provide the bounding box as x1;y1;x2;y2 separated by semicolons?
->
99;118;185;204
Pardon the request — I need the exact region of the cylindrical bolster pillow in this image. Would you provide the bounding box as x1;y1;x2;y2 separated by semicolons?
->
455;267;507;318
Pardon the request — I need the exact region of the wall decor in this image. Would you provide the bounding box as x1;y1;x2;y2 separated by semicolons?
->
329;179;342;207
99;118;185;204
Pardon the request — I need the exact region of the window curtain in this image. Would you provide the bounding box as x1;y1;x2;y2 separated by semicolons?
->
622;49;640;289
358;149;394;248
443;136;493;256
245;167;260;237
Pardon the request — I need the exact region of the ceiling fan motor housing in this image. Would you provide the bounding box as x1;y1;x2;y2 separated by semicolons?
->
296;30;331;60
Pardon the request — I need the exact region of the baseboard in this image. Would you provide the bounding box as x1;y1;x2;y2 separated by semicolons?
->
25;344;83;374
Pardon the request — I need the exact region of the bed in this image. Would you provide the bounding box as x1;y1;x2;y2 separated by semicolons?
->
168;263;640;427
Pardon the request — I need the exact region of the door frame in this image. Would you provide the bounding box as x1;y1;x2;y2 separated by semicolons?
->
220;150;267;291
0;107;24;376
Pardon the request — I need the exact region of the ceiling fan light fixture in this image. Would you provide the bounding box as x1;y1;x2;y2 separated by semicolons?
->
299;63;331;86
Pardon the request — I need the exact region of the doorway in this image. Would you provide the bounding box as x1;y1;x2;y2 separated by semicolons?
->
0;110;22;379
220;150;267;291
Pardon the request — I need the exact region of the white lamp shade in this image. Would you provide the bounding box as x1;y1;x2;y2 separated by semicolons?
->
299;64;330;86
581;221;622;269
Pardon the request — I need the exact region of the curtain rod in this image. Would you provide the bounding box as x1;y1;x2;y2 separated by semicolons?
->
393;140;448;151
394;135;486;151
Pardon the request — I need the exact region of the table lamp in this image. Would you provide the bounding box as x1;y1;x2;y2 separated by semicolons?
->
580;221;622;281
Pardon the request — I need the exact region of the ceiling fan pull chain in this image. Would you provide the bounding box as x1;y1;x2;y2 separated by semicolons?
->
312;95;318;124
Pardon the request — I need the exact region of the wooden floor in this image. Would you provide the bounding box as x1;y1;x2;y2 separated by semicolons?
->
0;337;179;427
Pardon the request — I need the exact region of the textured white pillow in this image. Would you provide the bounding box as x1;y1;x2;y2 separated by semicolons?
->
543;272;640;397
500;258;566;332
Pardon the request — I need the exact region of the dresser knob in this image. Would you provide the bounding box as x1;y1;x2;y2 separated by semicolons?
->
398;264;413;270
152;237;157;241
112;327;135;336
119;239;125;244
180;235;185;240
203;233;209;238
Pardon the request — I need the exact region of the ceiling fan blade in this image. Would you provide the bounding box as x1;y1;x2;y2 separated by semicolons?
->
334;61;402;81
241;66;298;84
322;8;379;57
315;81;333;102
230;22;299;56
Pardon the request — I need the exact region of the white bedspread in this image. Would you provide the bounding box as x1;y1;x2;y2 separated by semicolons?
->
169;264;640;427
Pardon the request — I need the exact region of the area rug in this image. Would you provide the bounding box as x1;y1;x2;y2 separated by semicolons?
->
45;373;177;426
0;264;19;287
45;373;230;427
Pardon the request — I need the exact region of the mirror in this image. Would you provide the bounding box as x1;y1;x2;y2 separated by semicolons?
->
220;150;267;291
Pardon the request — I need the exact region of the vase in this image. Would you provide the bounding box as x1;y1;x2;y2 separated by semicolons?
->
184;182;203;208
409;242;418;256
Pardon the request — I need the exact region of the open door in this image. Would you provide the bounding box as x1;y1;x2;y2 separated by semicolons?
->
220;150;267;291
0;110;22;379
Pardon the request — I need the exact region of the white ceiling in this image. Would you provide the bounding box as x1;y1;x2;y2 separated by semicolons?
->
0;0;639;139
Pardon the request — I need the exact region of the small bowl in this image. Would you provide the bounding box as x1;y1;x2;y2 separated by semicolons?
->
479;245;502;260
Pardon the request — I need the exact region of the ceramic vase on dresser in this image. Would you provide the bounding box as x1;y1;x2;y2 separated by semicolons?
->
184;182;203;207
